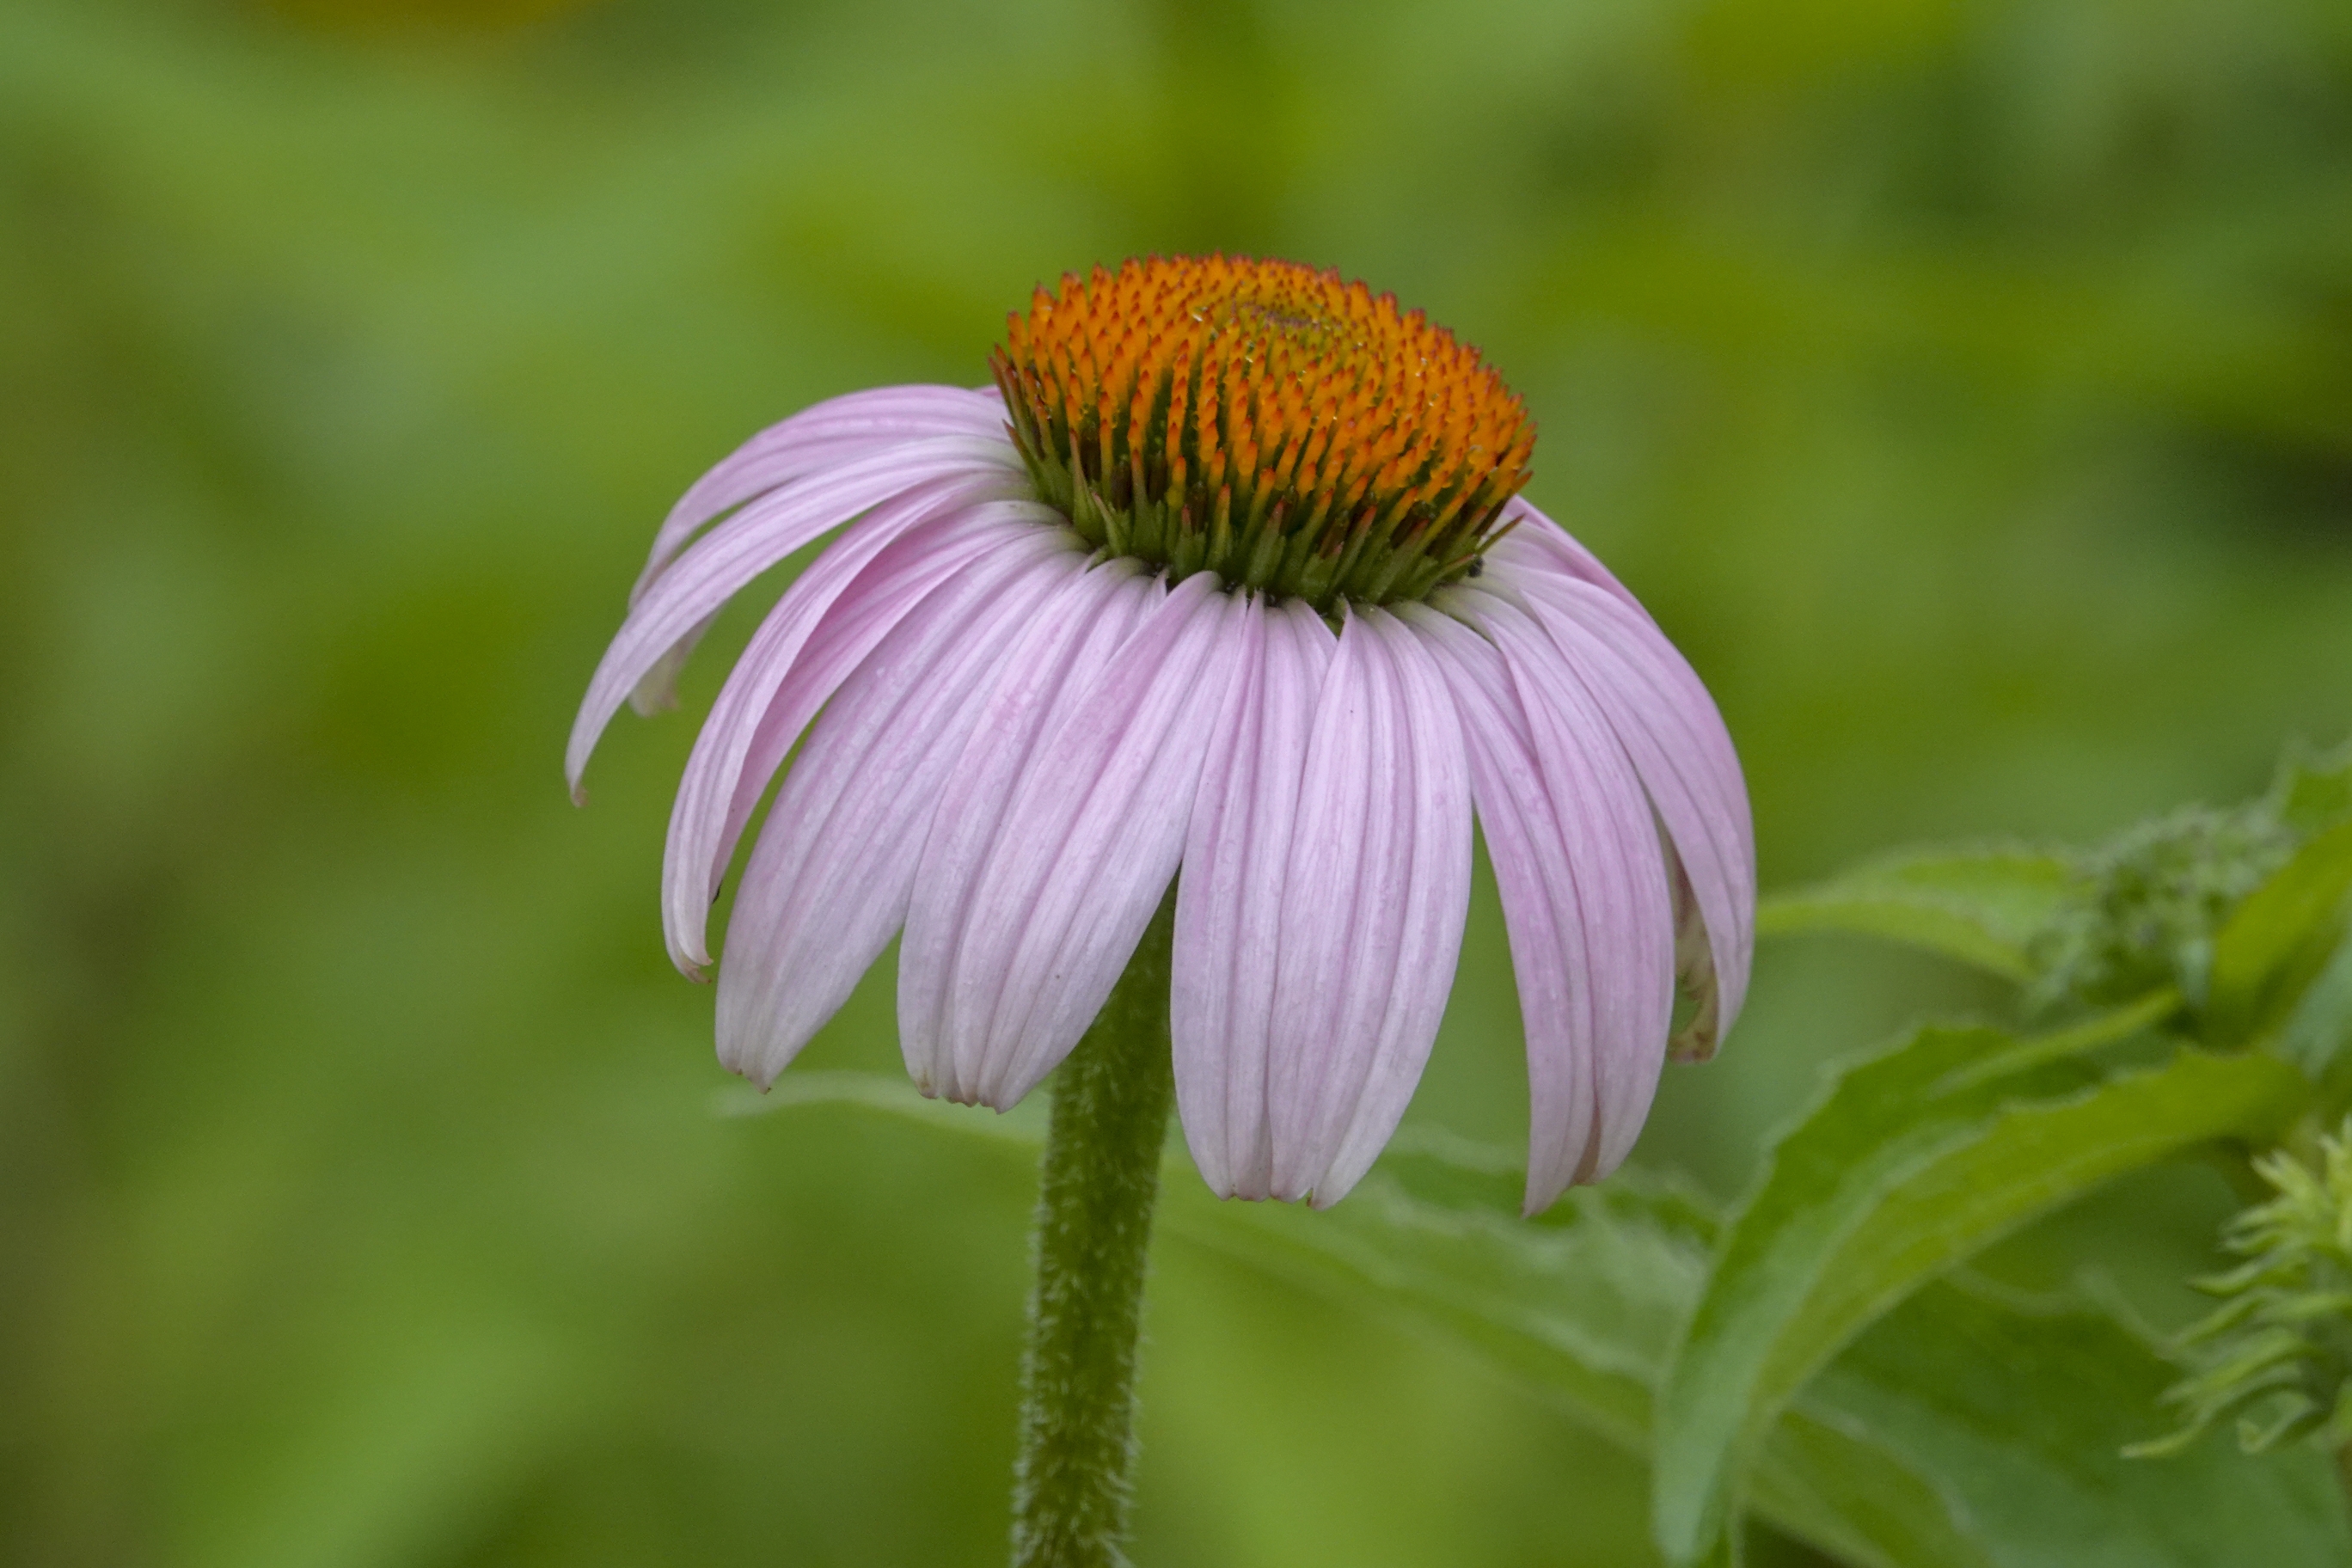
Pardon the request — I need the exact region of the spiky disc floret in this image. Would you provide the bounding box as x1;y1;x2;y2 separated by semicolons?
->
990;254;1536;613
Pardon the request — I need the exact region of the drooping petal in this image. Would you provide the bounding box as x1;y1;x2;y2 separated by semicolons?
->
1314;610;1475;1204
1401;606;1600;1210
1477;546;1755;1056
916;573;1252;1110
1263;609;1473;1209
660;499;1062;973
1488;495;1645;614
895;559;1167;1097
622;434;1022;721
622;431;1020;718
635;385;1008;598
1469;590;1677;1186
1170;597;1336;1199
712;533;1086;1085
567;452;1021;792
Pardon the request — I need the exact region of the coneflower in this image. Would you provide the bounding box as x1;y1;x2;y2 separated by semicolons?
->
569;254;1755;1566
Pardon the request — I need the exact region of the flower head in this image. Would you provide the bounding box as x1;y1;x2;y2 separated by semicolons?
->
991;256;1533;610
569;255;1755;1211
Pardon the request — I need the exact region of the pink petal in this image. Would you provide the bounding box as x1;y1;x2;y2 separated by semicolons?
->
917;573;1253;1110
622;431;1020;718
712;536;1086;1085
1402;607;1600;1209
1486;496;1645;615
1477;556;1754;1057
567;450;1021;794
1170;597;1336;1199
1472;591;1676;1186
635;385;1008;598
1264;609;1473;1209
895;558;1167;1096
1313;610;1475;1204
660;500;1063;973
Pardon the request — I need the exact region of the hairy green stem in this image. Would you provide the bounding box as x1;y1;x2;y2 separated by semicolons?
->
1009;892;1177;1568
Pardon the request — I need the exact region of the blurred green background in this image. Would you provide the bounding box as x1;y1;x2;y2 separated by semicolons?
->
3;0;2348;1562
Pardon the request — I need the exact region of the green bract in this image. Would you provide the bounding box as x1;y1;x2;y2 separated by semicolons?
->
2132;1121;2352;1461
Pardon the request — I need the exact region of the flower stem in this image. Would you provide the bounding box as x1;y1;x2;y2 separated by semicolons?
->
1010;891;1178;1568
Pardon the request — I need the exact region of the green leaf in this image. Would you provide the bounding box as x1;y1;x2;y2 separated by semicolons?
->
2278;932;2352;1079
1820;1278;2352;1568
749;1071;2349;1568
1202;1134;2349;1568
715;1069;1050;1147
1179;1141;1696;1450
1185;1141;1988;1568
2269;740;2352;840
1651;999;2308;1565
2208;819;2352;1050
1755;847;2073;981
741;1081;1976;1565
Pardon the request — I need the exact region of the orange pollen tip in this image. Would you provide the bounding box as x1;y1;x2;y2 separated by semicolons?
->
989;254;1535;612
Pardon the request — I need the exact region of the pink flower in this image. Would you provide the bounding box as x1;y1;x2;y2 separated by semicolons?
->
569;257;1753;1211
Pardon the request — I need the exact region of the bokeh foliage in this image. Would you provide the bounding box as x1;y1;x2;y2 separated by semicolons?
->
1;0;2348;1563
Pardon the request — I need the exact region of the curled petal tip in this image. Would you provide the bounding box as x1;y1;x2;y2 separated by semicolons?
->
1669;1021;1722;1064
670;924;715;978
